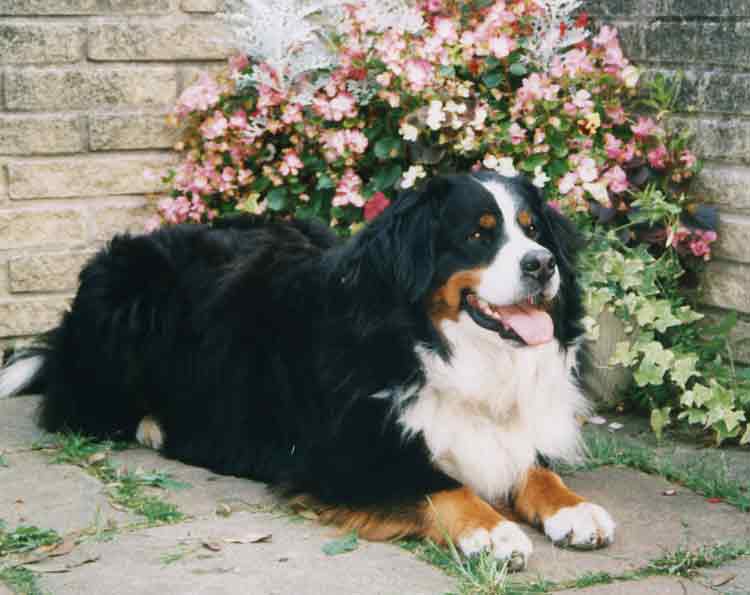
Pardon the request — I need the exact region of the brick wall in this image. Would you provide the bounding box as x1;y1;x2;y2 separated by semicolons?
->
0;0;229;355
1;1;749;358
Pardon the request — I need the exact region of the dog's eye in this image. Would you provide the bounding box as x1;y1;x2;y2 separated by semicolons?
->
525;224;539;239
468;231;482;241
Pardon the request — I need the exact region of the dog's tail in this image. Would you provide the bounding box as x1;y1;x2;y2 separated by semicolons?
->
0;349;48;399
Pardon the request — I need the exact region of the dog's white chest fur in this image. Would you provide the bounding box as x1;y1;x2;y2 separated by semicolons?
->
400;314;588;502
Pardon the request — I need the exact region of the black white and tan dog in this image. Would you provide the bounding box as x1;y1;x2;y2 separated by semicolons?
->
0;171;614;570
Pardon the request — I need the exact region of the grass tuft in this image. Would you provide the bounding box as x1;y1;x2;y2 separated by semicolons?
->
0;525;60;557
0;566;45;595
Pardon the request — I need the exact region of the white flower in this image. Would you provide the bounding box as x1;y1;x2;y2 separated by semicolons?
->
401;165;427;189
483;155;518;177
456;128;477;152
456;83;471;98
583;181;609;204
471;106;488;130
426;100;446;131
445;101;467;114
621;65;640;88
578;157;598;183
399;122;419;142
532;166;550;188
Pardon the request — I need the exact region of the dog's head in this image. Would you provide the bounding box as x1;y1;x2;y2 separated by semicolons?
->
362;171;584;346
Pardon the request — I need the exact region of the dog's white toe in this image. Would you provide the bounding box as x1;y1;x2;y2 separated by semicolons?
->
459;521;533;571
543;502;615;549
136;416;164;450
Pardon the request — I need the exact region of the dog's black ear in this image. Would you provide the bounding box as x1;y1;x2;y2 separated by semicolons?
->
540;202;584;273
357;177;446;303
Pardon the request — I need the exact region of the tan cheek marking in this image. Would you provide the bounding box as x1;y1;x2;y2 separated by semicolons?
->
513;467;585;527
518;210;532;227
479;214;497;229
429;269;483;325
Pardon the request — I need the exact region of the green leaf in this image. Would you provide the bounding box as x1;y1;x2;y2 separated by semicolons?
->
650;406;671;442
372;164;402;191
633;341;674;387
439;65;456;78
251;177;271;193
547;159;569;178
741;425;750;445
482;70;504;88
322;531;359;556
609;340;637;367
670;355;700;389
266;187;288;211
374;137;402;160
316;175;336;190
509;62;527;76
519;154;548;172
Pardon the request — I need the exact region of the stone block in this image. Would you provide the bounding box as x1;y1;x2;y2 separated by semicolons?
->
7;154;174;199
702;260;750;315
180;0;220;12
0;208;86;250
714;214;750;264
9;251;93;293
650;68;750;117
90;202;155;241
88;18;229;61
4;66;177;111
0;395;48;450
0;298;70;336
590;0;750;17
644;21;750;67
109;0;173;14
0;22;84;65
667;117;750;165
0;0;98;15
0;114;84;156
89;112;177;151
178;63;227;92
693;162;750;215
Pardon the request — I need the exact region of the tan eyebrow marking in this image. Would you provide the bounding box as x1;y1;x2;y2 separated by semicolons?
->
517;210;532;227
479;214;497;229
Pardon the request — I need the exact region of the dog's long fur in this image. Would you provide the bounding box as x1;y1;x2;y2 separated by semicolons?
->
1;172;612;557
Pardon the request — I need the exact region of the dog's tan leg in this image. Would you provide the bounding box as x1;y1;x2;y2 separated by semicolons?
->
513;467;615;549
309;486;533;570
135;415;164;450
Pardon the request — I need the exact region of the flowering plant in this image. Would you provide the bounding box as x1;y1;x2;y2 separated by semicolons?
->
152;0;748;444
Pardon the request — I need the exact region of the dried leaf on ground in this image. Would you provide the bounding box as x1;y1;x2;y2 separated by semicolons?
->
202;541;223;552
24;554;100;574
224;532;272;544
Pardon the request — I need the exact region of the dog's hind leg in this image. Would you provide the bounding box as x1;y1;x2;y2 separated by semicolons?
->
135;415;165;450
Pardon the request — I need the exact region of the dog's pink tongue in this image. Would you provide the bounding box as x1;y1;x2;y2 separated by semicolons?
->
494;304;554;346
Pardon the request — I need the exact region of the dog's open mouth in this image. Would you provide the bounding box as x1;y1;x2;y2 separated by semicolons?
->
461;291;554;346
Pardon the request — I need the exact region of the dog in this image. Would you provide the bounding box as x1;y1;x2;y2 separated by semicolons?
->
0;171;614;570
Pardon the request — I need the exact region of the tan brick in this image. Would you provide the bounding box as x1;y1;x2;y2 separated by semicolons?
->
7;153;175;199
181;0;219;12
90;202;155;241
88;19;229;61
0;299;69;337
729;317;750;363
5;67;177;111
0;115;84;156
179;63;227;92
9;251;93;293
702;260;750;315
714;214;750;264
0;209;86;250
0;22;84;65
0;0;98;15
89;112;178;151
693;162;750;215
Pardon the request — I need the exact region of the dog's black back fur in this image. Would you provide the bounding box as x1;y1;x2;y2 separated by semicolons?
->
30;173;584;510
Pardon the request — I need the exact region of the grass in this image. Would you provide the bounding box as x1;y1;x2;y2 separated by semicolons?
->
0;525;60;557
559;430;750;512
0;566;44;595
43;432;187;525
0;454;8;468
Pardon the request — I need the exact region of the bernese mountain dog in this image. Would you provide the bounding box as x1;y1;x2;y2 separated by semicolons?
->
0;171;614;570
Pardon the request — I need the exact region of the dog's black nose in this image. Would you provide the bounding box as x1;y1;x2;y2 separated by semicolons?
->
521;250;556;283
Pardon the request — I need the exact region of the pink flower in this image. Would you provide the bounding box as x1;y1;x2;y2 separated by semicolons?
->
200;111;228;140
423;0;443;12
489;34;516;58
604;44;627;70
333;169;365;208
364;192;391;221
689;239;711;258
256;84;285;112
175;73;221;117
281;103;304;124
680;150;697;169
577;157;598;183
571;89;594;113
606;104;626;125
229;110;248;130
314;92;358;121
604;133;623;160
279;150;304;176
562;48;594;77
433;17;458;42
602;165;628;193
593;25;618;48
558;172;579;194
404;59;434;92
631;117;659;139
647;145;668;169
229;53;249;76
508;122;526;145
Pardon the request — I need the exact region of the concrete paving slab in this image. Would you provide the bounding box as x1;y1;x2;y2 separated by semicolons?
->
0;395;50;451
38;512;457;595
700;557;750;594
556;576;715;594
517;467;750;583
109;448;278;518
0;451;136;535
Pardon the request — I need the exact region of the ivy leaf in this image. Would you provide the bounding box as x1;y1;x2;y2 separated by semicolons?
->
322;531;358;556
633;341;674;387
741;425;750;445
670;354;700;389
266;187;288;211
609;341;637;367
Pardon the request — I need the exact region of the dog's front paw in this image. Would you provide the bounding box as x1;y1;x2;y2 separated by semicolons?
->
458;521;533;571
543;502;615;549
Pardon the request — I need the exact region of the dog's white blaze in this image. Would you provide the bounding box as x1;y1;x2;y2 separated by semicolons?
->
0;355;44;399
475;180;561;304
401;318;588;503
